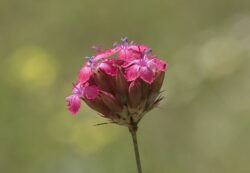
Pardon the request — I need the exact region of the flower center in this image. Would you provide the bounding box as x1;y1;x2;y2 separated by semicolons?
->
139;59;147;67
86;56;103;71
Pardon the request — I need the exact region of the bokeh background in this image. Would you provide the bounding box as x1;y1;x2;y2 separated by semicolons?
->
1;0;250;173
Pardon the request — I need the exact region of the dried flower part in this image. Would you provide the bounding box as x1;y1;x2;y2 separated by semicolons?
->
92;70;113;93
66;38;168;127
84;96;111;117
128;80;142;108
115;68;128;97
151;72;165;93
100;91;123;113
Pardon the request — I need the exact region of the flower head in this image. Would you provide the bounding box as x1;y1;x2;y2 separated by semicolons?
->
66;38;168;126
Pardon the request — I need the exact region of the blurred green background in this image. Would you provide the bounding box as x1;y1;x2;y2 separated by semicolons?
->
1;0;250;173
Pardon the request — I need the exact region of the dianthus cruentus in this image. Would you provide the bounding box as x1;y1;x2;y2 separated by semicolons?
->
66;38;168;173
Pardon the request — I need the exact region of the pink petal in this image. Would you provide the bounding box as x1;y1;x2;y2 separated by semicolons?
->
95;48;119;60
118;49;129;60
84;85;99;100
140;66;155;84
125;64;140;81
154;59;167;72
78;66;91;83
99;62;117;76
118;46;137;60
147;58;167;73
122;59;140;68
66;95;81;115
72;83;83;95
130;45;149;53
118;45;149;60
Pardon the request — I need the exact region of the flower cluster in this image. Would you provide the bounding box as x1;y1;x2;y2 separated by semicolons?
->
66;38;168;126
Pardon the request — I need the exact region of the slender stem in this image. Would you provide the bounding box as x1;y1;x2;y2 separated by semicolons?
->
129;125;143;173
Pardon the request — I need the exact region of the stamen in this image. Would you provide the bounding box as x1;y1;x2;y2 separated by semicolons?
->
144;48;152;54
121;37;129;43
85;56;95;63
113;42;118;47
72;83;84;96
85;56;91;60
97;58;103;63
92;45;102;53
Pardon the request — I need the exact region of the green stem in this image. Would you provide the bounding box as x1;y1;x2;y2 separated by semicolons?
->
129;125;143;173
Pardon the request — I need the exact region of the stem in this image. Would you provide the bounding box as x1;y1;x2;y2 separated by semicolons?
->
129;125;143;173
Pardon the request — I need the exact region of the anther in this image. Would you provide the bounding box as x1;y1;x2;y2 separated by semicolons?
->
144;48;152;54
121;37;129;43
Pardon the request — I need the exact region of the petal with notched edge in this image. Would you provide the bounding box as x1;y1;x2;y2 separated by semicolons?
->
148;58;167;72
118;45;149;60
154;59;167;72
125;64;140;81
140;66;155;84
99;62;117;76
66;95;81;115
95;48;119;60
79;66;91;83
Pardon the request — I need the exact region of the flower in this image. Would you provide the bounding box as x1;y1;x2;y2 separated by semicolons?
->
78;56;117;84
66;38;168;126
123;53;167;84
115;37;149;61
66;83;99;115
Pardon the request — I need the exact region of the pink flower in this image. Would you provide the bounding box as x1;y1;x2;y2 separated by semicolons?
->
114;38;149;61
73;83;99;99
123;53;167;84
66;83;99;115
78;56;118;84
